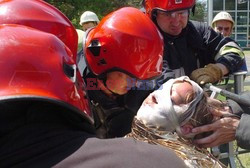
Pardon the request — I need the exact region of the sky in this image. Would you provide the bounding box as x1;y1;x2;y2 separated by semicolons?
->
198;0;207;3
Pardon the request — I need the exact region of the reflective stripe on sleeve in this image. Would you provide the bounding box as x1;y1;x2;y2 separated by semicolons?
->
215;41;244;60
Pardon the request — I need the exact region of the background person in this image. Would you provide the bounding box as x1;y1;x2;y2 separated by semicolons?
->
144;0;245;86
212;11;247;73
212;11;234;37
77;11;100;73
76;28;86;52
79;11;99;32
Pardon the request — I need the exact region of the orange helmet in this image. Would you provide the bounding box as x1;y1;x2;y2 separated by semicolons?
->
85;7;163;80
145;0;195;18
0;0;78;61
0;24;92;123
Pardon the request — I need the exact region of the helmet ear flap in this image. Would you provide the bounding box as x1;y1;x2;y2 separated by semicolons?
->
152;9;157;19
87;39;101;56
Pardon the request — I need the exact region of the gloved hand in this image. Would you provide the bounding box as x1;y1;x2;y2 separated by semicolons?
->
190;64;223;85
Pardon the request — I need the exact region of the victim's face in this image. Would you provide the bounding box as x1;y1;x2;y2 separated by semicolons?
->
170;81;194;105
142;81;194;106
156;10;189;36
137;80;196;134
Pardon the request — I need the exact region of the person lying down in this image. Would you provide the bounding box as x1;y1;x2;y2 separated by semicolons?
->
126;76;226;168
136;76;222;139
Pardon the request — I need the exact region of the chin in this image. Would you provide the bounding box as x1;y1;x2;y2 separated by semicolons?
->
115;89;128;95
179;133;196;139
176;127;195;139
171;30;182;36
119;90;128;95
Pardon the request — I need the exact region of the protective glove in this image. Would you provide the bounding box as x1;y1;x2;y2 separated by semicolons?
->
190;64;223;85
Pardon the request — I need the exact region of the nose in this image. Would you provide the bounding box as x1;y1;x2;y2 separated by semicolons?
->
170;16;181;26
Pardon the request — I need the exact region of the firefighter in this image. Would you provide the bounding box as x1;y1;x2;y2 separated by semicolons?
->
212;11;234;37
81;7;174;138
144;0;244;85
0;24;186;168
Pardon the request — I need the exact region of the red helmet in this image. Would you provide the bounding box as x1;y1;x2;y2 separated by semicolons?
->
0;24;92;123
85;7;163;80
145;0;195;18
0;0;78;61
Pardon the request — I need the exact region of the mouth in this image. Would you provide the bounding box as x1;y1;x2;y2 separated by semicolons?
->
171;26;182;31
168;26;182;35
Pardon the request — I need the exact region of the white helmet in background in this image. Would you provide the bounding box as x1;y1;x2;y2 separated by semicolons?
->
212;11;234;28
80;11;100;26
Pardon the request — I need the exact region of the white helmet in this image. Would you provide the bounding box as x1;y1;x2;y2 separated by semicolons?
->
212;11;234;28
79;11;100;26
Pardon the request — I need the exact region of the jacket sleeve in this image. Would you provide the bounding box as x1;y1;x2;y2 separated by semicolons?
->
214;38;245;73
193;21;245;73
154;60;175;88
233;91;250;149
236;113;250;149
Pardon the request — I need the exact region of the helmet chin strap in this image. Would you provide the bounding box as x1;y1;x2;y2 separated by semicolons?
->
98;76;122;98
191;5;195;16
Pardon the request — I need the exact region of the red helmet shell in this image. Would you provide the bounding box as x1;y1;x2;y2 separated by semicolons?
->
145;0;195;18
85;7;163;80
0;0;78;61
0;24;92;123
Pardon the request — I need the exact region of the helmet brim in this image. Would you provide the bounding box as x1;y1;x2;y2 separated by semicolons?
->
0;95;94;125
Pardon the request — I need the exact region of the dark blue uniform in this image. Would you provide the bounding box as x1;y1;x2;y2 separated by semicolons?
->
162;20;244;77
0;100;186;168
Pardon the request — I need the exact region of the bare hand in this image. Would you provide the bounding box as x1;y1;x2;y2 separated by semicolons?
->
191;105;240;148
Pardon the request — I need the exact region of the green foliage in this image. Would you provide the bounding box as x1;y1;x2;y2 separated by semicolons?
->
46;0;141;28
190;1;206;22
46;0;205;28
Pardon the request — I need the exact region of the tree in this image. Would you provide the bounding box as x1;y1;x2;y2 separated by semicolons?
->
190;1;206;22
46;0;206;28
46;0;141;29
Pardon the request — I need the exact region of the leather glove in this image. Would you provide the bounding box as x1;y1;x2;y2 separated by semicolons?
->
190;64;223;85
